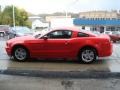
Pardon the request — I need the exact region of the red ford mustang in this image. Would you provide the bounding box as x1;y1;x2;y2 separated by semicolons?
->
5;27;112;63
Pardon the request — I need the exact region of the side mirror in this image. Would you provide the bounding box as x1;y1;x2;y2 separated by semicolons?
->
43;35;48;40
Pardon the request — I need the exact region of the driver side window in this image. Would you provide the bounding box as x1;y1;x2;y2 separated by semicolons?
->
47;30;72;39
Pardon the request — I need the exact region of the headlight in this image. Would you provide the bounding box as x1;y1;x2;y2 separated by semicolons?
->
6;42;11;47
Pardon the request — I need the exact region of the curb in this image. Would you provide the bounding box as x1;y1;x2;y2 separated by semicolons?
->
0;69;120;79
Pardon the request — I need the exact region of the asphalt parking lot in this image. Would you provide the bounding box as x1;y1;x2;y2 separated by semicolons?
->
1;36;120;78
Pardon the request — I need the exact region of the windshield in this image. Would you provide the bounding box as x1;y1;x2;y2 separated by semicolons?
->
33;28;51;38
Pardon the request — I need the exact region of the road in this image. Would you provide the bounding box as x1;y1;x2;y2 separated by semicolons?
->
0;74;120;90
1;36;120;89
1;36;120;74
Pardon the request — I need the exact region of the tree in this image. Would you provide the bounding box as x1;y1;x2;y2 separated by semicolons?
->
0;6;31;27
0;6;13;25
0;12;2;24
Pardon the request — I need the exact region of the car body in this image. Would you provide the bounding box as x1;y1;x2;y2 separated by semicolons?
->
5;27;112;63
108;31;120;43
8;26;33;39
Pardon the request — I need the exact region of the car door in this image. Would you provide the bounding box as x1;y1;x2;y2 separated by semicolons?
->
26;38;47;57
40;30;73;58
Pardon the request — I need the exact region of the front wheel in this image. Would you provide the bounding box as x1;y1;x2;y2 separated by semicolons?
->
12;47;29;62
78;48;97;64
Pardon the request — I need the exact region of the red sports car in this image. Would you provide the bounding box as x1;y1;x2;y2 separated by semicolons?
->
5;27;112;63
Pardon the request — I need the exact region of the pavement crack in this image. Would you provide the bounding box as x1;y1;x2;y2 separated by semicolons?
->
61;80;74;90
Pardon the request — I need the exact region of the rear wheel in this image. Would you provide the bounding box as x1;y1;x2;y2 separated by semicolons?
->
12;46;29;62
78;48;97;64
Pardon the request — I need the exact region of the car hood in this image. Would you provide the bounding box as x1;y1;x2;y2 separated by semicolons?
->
16;32;33;36
7;35;35;43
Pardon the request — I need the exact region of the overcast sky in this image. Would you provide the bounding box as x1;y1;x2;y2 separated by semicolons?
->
0;0;120;14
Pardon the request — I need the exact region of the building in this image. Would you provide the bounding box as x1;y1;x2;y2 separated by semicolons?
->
73;10;120;33
29;16;49;30
50;18;74;28
73;19;120;33
79;10;120;20
46;15;71;22
45;15;72;28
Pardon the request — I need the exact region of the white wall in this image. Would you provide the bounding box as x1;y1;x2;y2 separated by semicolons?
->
50;18;74;28
32;19;49;29
85;26;91;31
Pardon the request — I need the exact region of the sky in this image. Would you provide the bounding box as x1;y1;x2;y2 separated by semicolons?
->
0;0;120;15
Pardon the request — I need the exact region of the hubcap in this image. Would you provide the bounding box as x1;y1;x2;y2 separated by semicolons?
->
15;48;27;60
82;50;95;62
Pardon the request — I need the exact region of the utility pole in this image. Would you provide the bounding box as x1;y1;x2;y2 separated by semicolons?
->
65;0;79;18
65;10;68;18
0;5;1;12
12;5;15;28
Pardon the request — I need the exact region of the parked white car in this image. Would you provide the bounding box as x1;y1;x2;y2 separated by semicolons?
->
104;31;112;35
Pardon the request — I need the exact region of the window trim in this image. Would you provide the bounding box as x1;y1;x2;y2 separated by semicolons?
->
77;32;89;37
42;30;73;39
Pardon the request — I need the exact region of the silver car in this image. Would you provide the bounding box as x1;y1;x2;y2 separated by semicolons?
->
8;26;33;39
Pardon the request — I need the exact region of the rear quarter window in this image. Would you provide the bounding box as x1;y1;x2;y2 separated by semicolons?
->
77;32;89;37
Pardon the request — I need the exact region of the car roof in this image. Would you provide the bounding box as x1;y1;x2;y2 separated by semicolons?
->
50;27;96;36
52;27;80;31
34;27;96;37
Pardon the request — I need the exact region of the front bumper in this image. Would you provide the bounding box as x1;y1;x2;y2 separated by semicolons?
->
5;46;12;56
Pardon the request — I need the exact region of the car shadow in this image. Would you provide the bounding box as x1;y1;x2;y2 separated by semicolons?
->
17;58;107;65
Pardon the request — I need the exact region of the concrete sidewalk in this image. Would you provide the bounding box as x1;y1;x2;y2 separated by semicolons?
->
0;74;120;90
1;40;120;78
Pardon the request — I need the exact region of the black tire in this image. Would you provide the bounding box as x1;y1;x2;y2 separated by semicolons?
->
78;48;97;64
12;46;29;62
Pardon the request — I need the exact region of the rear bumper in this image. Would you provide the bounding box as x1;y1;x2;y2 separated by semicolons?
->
98;43;113;57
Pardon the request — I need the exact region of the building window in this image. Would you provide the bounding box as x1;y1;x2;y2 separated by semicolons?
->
90;27;97;31
112;18;116;20
82;26;85;30
103;18;105;20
